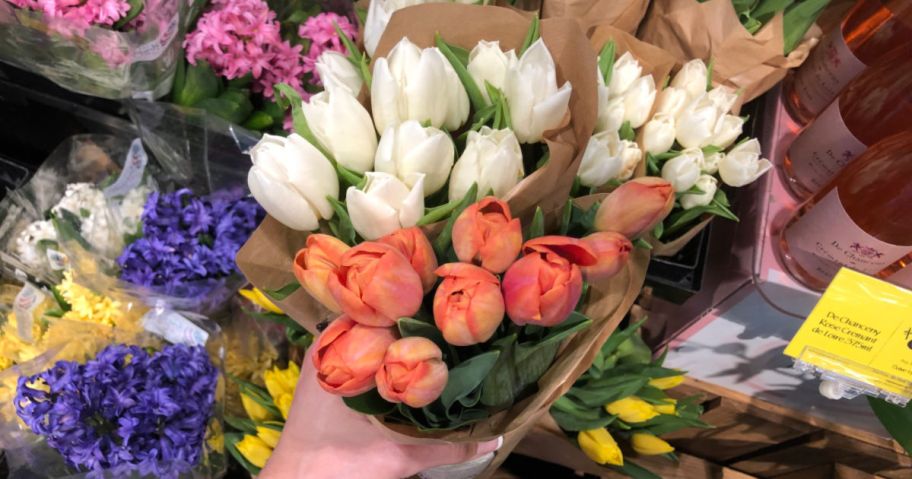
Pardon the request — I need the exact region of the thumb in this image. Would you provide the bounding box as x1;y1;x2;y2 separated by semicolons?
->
404;436;503;471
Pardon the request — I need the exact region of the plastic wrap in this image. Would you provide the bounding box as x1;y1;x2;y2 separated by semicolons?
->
0;0;184;99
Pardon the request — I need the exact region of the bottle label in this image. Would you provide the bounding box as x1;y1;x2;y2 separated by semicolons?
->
792;28;868;116
788;99;868;192
785;188;912;281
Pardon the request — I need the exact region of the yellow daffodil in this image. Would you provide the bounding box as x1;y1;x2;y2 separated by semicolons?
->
578;429;624;466
236;434;273;468
239;288;284;315
649;374;685;390
275;392;294;420
256;426;282;448
241;393;277;422
604;397;659;423
631;433;675;455
654;398;677;415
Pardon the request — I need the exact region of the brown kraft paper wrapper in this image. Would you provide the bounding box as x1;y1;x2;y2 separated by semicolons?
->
542;0;648;36
638;0;820;104
649;214;714;257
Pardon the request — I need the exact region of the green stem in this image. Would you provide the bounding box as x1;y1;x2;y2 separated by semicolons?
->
418;199;462;225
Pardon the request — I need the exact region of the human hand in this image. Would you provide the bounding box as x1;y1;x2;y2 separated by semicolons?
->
259;349;502;479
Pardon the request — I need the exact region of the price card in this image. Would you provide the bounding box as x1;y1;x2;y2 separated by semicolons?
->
785;268;912;400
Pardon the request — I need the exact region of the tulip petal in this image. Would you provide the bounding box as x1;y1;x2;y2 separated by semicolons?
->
371;59;402;134
523;236;598;266
248;167;320;231
346;186;402;241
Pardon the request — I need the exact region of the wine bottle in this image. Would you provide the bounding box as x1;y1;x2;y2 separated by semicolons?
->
783;47;912;198
778;131;912;291
885;260;912;290
782;0;912;124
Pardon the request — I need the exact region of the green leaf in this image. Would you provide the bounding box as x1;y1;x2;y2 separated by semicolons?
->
436;33;487;110
334;21;371;88
275;83;333;159
51;214;91;251
196;90;254;125
619;121;635;141
706;57;715;91
225;433;262;476
440;350;500;410
869;397;912;456
480;334;520;408
559;200;573;235
634;238;653;250
613;460;662;479
419;198;462;226
599;319;647;357
550;397;618;431
526;207;545;240
242;111;274;131
433;183;478;258
397;317;447;352
598;41;617;86
114;0;143;29
227;73;253;89
701;145;723;156
519;16;540;56
566;374;649;407
224;416;258;434
515;312;591;363
783;0;829;54
652;221;664;240
344;389;397;415
244;309;299;330
286;326;313;349
327;196;357;245
263;282;300;301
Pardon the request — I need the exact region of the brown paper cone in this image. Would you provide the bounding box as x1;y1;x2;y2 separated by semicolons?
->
649;214;713;257
542;0;649;35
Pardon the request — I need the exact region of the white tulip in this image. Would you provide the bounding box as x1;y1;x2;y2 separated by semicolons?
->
608;52;643;98
374;120;455;196
680;174;718;209
248;134;338;231
363;0;428;58
654;86;690;119
302;89;377;174
642;113;676;155
661;148;703;192
707;86;739;113
468;41;518;103
670;59;709;101
598;96;626;134
315;51;363;97
622;75;656;129
504;39;572;143
709;114;745;150
617;140;643;181
675;94;723;149
579;130;624;188
449;127;524;201
701;151;724;174
718;139;771;187
347;172;425;240
371;38;470;133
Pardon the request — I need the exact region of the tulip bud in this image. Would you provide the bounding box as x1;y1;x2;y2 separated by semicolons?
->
701;151;724;174
661;148;703;192
594;177;675;239
641;113;676;155
346;172;425;240
631;433;675;456
239;287;284;315
316;50;364;97
371;38;470;133
675;95;723;149
241;393;276;422
329;242;424;327
237;434;273;468
264;362;298;400
375;120;455;196
312;316;398;395
680;174;718;209
604;396;659;423
294;234;350;313
275;393;293;420
433;263;505;345
579;130;623;188
670;59;708;101
653;398;677;415
597;96;626;134
608;52;643;98
580;232;632;281
503;237;597;327
452;197;523;274
709;114;745;150
622;75;656;129
378;227;438;293
256;426;282;448
707;85;739;113
654;86;689;119
467;41;518;103
376;337;449;407
302;89;377;174
718;139;771;187
449;127;524;202
504;39;572;143
578;429;624;466
363;0;427;57
616;140;643;181
649;374;685;390
248;134;339;231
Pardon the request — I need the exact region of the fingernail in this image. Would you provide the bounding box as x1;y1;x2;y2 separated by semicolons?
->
477;436;503;455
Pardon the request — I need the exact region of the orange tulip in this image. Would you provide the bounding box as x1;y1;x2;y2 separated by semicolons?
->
502;236;597;327
594;177;675;239
293;234;350;312
580;232;632;281
376;337;449;407
452;197;522;274
433;263;505;346
328;241;424;327
312;316;397;396
378;227;439;293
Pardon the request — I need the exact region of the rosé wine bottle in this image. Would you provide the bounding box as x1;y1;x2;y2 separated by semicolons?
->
885;259;912;290
778;131;912;291
782;0;912;125
782;47;912;199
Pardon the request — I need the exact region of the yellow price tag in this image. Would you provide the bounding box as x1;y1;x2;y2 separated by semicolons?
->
785;268;912;398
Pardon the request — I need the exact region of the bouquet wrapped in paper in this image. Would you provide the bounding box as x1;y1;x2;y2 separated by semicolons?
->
0;0;184;98
541;0;648;35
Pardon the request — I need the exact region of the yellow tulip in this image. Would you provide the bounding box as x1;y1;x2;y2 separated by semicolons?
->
237;434;273;468
241;393;277;422
649;374;685;390
654;398;677;415
264;362;300;401
631;433;674;455
275;392;294;420
604;397;659;423
256;426;282;448
578;429;624;466
239;288;285;315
